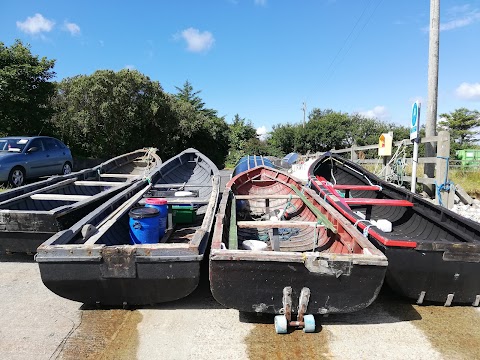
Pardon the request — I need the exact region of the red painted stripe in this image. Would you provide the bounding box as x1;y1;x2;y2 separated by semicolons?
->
344;199;414;207
332;184;381;191
309;177;417;248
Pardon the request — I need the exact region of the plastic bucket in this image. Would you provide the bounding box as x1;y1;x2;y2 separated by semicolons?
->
145;198;168;239
129;207;160;244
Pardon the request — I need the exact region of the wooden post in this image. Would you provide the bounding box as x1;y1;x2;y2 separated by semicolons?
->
435;131;453;208
351;141;358;161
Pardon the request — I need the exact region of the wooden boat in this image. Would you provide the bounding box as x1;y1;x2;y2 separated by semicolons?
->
36;148;220;306
308;153;480;306
0;148;161;254
209;166;387;333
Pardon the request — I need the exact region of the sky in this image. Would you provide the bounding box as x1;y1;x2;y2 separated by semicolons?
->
1;0;480;139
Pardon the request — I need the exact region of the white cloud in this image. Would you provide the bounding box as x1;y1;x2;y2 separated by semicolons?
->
178;28;215;53
16;13;55;34
254;0;267;7
439;5;480;31
421;5;480;32
63;21;81;36
358;106;391;122
256;126;269;141
455;82;480;101
124;65;136;70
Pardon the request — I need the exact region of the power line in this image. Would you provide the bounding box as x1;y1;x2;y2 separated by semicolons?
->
320;0;384;86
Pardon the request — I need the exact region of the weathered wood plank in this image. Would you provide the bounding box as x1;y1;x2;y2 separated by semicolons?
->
74;181;125;187
228;194;238;250
235;194;300;199
99;173;138;178
30;194;91;202
237;221;320;228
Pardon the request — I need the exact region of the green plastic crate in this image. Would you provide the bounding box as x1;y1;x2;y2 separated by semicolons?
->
172;204;196;224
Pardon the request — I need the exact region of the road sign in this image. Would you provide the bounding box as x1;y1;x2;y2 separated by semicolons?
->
410;101;421;141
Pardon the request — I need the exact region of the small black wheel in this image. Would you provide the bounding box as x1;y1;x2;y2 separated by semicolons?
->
62;162;72;175
8;166;26;187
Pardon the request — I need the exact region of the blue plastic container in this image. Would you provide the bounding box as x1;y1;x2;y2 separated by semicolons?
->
129;207;161;244
145;197;168;239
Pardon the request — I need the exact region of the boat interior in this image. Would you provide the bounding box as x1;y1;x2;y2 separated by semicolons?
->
311;155;480;245
44;150;219;250
218;166;381;255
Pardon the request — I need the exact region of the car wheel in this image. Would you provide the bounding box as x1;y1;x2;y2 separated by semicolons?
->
62;162;72;175
8;167;26;187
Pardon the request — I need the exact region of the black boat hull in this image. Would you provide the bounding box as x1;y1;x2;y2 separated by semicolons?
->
382;245;480;305
210;259;385;314
39;260;201;305
308;153;480;305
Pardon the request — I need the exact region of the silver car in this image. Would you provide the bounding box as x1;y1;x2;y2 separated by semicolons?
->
0;136;73;187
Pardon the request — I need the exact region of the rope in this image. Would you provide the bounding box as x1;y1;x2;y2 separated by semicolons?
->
353;219;373;237
280;194;297;219
435;156;454;207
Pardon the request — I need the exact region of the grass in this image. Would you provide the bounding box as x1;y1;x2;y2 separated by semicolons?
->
449;169;480;197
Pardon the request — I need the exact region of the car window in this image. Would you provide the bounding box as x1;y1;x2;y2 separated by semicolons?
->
54;139;66;149
27;138;45;152
0;138;29;152
43;138;59;151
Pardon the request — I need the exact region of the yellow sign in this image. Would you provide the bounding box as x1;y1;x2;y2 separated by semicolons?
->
378;133;392;156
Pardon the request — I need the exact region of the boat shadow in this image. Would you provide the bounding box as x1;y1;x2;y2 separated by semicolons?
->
0;253;36;263
238;285;422;327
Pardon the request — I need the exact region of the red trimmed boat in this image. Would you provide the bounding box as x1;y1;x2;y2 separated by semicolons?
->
308;153;480;306
209;166;387;333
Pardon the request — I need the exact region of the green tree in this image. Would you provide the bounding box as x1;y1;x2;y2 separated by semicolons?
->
0;40;56;136
52;69;173;158
268;123;297;156
174;80;218;118
305;109;351;151
170;82;229;167
439;108;480;153
225;114;258;166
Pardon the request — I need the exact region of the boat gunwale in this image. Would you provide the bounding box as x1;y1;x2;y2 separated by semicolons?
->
211;165;387;263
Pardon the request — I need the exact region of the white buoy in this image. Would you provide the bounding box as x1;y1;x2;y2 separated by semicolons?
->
242;240;268;251
376;219;392;232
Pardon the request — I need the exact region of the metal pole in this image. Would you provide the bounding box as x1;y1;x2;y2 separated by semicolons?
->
302;102;306;128
424;0;440;190
411;140;419;193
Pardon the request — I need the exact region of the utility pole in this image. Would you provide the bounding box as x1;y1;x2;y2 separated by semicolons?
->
302;102;307;128
424;0;440;192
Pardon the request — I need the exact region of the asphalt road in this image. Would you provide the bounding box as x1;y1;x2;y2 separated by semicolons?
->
0;169;479;360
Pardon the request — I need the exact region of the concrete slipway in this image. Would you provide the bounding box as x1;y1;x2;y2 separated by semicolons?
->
0;169;479;359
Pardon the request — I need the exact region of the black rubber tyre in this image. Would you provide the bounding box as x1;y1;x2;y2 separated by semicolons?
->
62;162;73;175
8;166;26;187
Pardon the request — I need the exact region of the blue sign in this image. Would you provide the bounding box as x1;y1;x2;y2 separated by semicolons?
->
411;102;418;126
410;101;421;140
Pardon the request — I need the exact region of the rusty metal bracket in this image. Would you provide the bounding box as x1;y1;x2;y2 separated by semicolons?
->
281;286;292;322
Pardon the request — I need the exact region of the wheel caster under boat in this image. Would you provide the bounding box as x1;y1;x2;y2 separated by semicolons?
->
275;286;316;334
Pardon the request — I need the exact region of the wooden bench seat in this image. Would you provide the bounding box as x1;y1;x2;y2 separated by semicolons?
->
30;194;91;202
237;221;321;228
